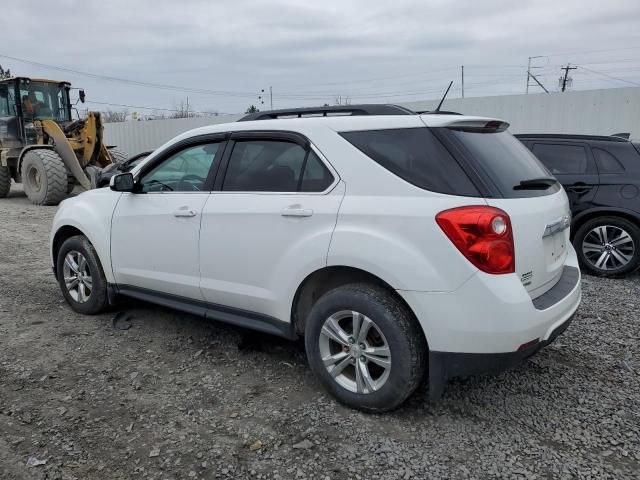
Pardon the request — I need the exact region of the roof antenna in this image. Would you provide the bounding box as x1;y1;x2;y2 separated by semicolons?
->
434;81;453;112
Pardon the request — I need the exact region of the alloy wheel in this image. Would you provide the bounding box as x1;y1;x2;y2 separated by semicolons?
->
318;310;391;394
62;251;93;303
582;225;635;271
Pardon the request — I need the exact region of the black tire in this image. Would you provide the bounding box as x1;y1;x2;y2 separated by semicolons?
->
21;149;68;205
573;216;640;277
304;283;427;412
108;147;129;164
56;235;109;315
0;165;10;198
66;174;76;194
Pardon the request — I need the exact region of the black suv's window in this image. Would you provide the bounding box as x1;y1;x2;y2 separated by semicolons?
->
593;148;625;174
446;130;558;198
223;140;333;192
340;127;479;196
531;143;589;174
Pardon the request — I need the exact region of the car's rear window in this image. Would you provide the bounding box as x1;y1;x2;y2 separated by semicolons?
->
446;129;560;198
340;127;480;196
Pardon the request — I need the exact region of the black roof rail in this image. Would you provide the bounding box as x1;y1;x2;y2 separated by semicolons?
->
238;104;416;122
514;133;629;143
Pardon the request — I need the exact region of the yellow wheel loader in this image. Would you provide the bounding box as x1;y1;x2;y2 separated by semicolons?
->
0;76;128;205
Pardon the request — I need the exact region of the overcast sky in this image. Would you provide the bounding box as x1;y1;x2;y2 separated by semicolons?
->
2;0;640;115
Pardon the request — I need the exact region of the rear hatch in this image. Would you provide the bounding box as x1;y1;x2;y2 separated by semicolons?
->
435;120;571;298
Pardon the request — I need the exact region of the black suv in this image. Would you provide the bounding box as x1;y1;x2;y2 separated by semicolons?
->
517;134;640;276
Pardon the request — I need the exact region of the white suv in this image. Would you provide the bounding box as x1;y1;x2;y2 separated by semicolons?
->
50;105;581;411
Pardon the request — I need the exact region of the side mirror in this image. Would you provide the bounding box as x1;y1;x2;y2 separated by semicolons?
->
79;89;86;103
0;85;7;98
110;173;135;192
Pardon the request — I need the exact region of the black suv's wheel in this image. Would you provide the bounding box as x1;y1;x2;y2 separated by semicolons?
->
56;235;109;314
304;283;427;412
574;216;640;276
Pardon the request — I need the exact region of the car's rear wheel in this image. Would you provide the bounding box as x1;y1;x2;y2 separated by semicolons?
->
304;283;427;412
56;235;109;314
574;216;640;276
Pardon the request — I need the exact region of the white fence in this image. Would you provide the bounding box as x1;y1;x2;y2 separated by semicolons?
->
401;87;640;137
104;87;640;156
104;114;242;155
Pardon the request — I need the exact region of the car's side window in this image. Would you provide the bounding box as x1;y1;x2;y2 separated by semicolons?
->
140;143;221;193
593;148;625;174
531;143;589;175
222;139;333;192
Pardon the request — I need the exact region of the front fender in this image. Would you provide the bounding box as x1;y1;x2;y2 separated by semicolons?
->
51;189;121;283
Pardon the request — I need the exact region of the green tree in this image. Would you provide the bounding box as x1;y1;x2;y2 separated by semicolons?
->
245;105;260;114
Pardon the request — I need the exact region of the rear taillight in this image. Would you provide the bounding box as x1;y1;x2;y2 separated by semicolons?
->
436;206;515;274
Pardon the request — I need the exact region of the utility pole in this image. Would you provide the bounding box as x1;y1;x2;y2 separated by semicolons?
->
269;86;273;110
560;64;577;92
461;66;464;98
526;55;545;94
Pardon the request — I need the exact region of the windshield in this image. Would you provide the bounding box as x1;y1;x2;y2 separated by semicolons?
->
20;81;71;122
445;129;560;198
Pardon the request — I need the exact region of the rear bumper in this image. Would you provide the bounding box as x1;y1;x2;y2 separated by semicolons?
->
428;312;574;394
397;247;581;399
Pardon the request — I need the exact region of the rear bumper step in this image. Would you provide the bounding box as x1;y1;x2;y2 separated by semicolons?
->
532;266;580;310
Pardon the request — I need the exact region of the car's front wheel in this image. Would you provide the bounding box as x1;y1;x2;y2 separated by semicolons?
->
574;216;640;276
56;235;109;314
304;283;427;412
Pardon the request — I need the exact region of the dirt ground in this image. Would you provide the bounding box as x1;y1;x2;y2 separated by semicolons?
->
1;185;639;480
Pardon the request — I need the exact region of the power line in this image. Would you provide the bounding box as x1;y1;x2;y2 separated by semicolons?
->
0;53;260;98
577;65;640;87
85;100;234;116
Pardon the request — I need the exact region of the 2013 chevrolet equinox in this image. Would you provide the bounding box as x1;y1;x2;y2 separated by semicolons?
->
50;105;581;411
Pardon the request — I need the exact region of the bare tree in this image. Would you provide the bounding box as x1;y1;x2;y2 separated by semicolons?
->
172;99;197;118
333;95;351;106
0;65;11;79
102;109;128;123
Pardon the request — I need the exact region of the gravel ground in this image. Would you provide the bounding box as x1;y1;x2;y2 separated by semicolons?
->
1;185;639;480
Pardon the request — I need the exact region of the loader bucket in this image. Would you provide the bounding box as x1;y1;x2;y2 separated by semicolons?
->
41;119;91;190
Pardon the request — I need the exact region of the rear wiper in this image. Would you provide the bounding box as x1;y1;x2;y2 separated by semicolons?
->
513;177;558;190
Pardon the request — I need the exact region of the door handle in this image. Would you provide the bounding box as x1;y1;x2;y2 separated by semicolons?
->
280;206;313;217
565;183;591;194
173;207;197;218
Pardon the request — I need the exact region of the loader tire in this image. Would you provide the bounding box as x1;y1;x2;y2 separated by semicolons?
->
0;166;10;198
108;147;128;164
21;150;69;205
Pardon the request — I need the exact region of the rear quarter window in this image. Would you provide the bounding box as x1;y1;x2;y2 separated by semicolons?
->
339;127;479;196
593;148;625;174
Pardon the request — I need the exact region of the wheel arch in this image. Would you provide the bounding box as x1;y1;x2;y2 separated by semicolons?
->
290;265;427;343
17;145;54;173
571;207;640;239
51;225;87;279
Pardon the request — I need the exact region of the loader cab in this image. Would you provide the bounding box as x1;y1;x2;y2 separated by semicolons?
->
0;77;72;146
17;78;72;123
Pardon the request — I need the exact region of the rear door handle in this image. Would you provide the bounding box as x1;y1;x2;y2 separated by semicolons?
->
565;183;592;194
281;206;313;217
173;207;197;218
